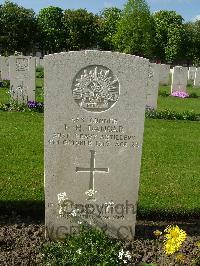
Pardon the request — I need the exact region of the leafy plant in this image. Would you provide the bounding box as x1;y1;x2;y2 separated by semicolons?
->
158;91;170;97
63;9;100;50
145;107;200;121
0;1;37;54
0;101;27;112
27;101;43;112
189;92;199;98
42;226;126;265
2;79;10;88
113;0;154;58
36;68;44;78
37;6;65;53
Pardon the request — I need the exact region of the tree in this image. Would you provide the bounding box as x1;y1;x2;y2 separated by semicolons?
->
37;6;65;53
153;10;184;62
165;24;185;63
98;7;121;50
189;20;200;65
0;1;37;54
112;0;154;58
63;9;99;51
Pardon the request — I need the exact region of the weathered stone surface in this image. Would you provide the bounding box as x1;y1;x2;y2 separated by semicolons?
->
1;56;10;80
9;56;36;102
44;51;149;240
194;67;200;87
188;66;196;82
159;64;170;85
146;63;160;109
36;51;42;58
171;66;188;93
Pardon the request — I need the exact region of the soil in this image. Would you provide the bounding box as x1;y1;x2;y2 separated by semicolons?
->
0;214;199;266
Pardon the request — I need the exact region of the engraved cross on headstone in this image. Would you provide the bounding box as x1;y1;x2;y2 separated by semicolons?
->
76;150;109;200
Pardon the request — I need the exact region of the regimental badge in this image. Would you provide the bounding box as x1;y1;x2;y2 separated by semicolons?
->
72;65;120;112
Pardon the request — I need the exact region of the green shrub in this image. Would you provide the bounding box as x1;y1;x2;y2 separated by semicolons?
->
42;226;127;265
158;91;170;97
2;79;10;88
145;108;200;121
36;66;44;78
0;101;27;112
36;70;44;78
189;92;199;98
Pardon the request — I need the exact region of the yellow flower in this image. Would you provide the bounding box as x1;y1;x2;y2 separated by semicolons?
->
153;230;162;237
163;225;187;255
195;241;200;248
176;254;186;263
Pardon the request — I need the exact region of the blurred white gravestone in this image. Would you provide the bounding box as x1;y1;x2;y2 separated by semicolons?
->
44;51;149;240
188;66;196;82
1;56;10;80
194;68;200;87
146;63;160;109
159;64;170;85
9;56;36;103
171;66;188;93
36;51;42;58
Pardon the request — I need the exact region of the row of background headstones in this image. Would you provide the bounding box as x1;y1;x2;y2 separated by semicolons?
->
0;54;199;109
0;56;43;103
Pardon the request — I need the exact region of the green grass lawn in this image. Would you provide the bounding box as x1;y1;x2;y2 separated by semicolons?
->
0;112;44;214
139;118;200;219
0;111;199;218
0;77;44;104
0;88;10;104
158;85;200;114
1;80;199;113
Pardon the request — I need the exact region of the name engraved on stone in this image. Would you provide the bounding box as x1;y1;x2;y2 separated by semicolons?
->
76;150;109;201
48;117;139;149
16;58;29;71
72;65;120;112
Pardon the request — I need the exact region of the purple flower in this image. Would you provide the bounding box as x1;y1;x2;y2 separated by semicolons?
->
27;101;43;109
171;91;189;98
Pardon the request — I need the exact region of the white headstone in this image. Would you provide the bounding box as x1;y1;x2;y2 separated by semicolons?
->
194;67;200;87
159;64;170;85
44;51;149;240
9;56;36;103
146;63;160;109
36;51;42;58
171;66;188;93
1;56;10;80
188;66;196;81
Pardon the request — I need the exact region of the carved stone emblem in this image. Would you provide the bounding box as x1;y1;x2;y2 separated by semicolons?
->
16;58;29;71
72;65;120;112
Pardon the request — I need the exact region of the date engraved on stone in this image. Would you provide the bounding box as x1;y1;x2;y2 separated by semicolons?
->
72;65;120;112
16;58;29;71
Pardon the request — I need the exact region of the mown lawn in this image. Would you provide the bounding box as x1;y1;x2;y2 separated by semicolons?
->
0;88;10;104
0;112;44;214
0;75;44;104
139;118;200;218
158;85;200;114
0;111;199;218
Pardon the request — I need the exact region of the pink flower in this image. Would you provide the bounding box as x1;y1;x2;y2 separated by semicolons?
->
171;91;189;98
